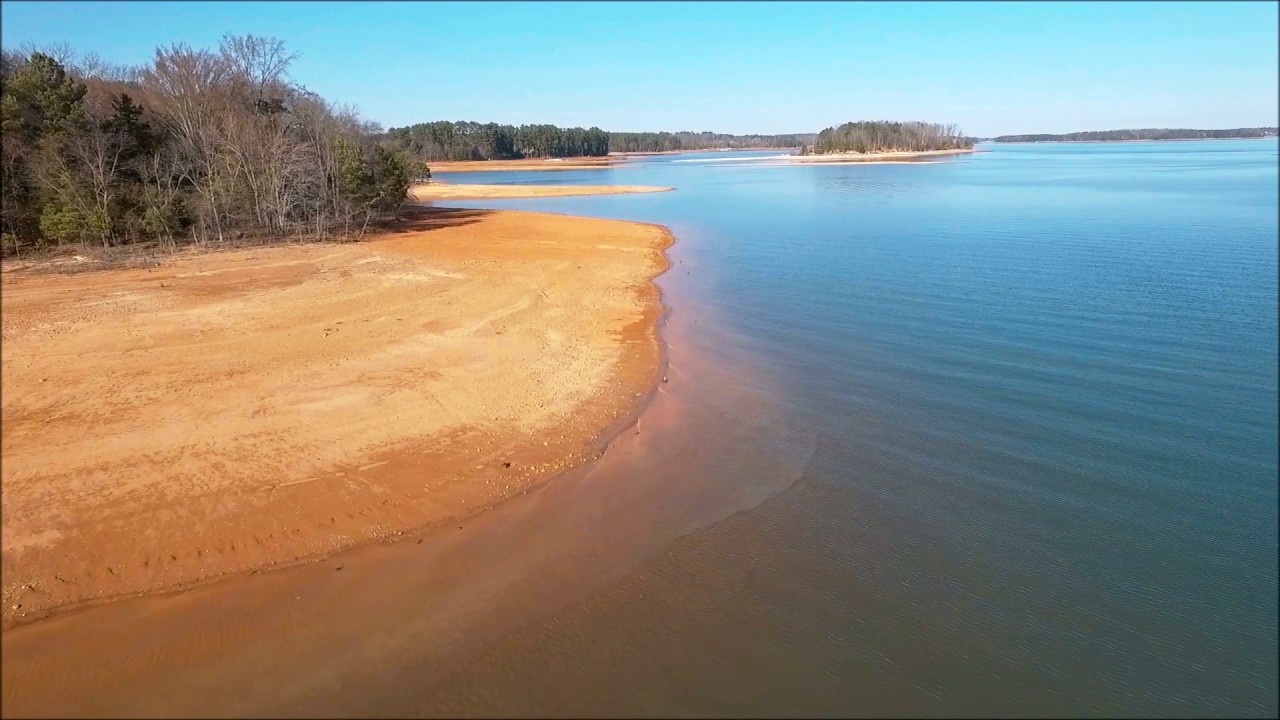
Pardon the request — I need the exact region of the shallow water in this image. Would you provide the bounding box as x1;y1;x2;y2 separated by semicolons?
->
3;141;1275;717
428;140;1278;716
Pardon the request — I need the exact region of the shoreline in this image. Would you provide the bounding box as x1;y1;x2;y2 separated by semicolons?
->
417;147;806;173
0;248;818;717
669;147;978;166
609;147;800;157
426;157;621;173
419;147;976;175
785;147;976;164
410;182;672;201
0;206;675;630
990;136;1277;145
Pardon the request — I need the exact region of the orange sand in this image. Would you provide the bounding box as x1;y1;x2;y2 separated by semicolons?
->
427;157;620;173
0;206;671;628
410;183;671;201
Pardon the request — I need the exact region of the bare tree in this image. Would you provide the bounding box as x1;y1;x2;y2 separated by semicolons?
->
3;36;413;256
142;43;235;242
219;34;295;107
138;144;188;249
18;40;75;66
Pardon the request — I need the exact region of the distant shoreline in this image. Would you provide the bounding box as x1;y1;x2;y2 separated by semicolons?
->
410;182;672;200
672;147;977;166
428;149;805;172
991;136;1276;145
609;147;800;157
794;147;976;163
423;147;985;173
427;157;621;173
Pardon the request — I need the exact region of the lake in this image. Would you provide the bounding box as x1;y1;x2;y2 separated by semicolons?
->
5;140;1273;718
417;139;1278;717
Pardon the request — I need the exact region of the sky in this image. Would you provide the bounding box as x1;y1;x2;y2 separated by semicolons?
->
2;1;1276;137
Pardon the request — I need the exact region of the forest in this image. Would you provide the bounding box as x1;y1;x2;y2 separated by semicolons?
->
811;121;974;154
381;122;610;161
608;131;816;154
381;122;815;160
1;37;424;258
994;127;1279;143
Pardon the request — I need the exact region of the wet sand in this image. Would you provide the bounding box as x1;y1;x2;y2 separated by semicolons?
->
410;182;671;201
0;227;811;718
0;206;671;630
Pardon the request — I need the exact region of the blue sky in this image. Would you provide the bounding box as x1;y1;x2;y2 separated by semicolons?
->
2;1;1276;137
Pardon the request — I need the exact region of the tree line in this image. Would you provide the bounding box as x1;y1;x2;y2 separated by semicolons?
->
608;131;816;154
993;127;1279;143
381;121;610;161
1;36;424;259
381;122;816;160
811;121;974;154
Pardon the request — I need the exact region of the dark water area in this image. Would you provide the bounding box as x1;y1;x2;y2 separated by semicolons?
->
427;140;1278;716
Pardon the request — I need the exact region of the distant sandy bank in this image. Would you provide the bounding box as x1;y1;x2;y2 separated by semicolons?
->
669;147;977;167
992;137;1277;145
410;182;672;201
428;157;620;173
791;147;977;163
608;147;800;157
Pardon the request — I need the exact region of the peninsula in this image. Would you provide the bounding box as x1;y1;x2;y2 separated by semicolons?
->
1;205;672;628
0;39;674;628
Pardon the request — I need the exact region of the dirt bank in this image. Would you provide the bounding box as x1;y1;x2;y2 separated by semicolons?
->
786;148;977;163
0;206;672;628
410;183;671;201
672;148;977;166
427;157;620;173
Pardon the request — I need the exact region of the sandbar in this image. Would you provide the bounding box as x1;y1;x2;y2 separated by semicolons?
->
427;157;620;173
411;182;672;201
674;147;977;165
0;206;672;628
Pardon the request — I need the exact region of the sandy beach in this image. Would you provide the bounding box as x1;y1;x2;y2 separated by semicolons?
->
789;147;976;163
417;148;973;176
673;147;977;166
0;206;672;628
410;182;671;201
608;147;800;156
426;156;621;173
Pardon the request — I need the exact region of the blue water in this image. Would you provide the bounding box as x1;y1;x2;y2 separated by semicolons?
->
428;140;1278;716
